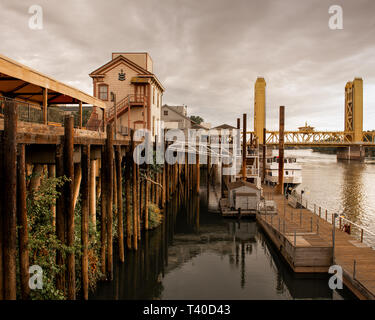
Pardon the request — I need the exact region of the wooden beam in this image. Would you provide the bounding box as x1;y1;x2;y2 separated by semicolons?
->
63;115;75;300
100;146;107;277
89;160;96;229
125;147;132;250
3;98;17;300
242;113;247;181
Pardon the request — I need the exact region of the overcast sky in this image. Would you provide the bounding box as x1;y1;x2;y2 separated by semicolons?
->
1;0;375;130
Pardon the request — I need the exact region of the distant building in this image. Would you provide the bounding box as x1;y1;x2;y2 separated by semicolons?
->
161;104;208;132
298;122;314;132
88;52;164;136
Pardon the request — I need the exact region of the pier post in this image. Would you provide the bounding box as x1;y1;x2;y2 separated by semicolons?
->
55;143;65;292
115;146;124;263
132;134;138;250
106;124;114;280
277;106;285;195
262;128;266;183
63;115;75;300
196;153;200;194
137;164;141;240
100;146;107;277
17;144;30;300
2;99;17;300
242;113;247;181
145;165;149;230
125;145;132;249
81;145;90;300
89;159;96;228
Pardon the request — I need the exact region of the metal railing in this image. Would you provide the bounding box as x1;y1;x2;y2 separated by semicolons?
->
288;193;375;247
1;96;44;124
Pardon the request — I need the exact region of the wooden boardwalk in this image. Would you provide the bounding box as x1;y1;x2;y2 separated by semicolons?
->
259;185;375;300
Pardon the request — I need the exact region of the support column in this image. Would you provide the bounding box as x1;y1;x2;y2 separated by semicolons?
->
17;144;30;300
81;145;90;300
132;135;138;250
125;148;132;250
196;153;200;194
73;163;82;210
242;113;247;181
100;147;107;277
278;106;285;195
43;88;48;125
3;99;17;300
89;160;96;228
106;124;114;280
55;143;65;292
78;101;83;129
262;128;267;183
115;146;124;263
63;115;75;300
145;165;149;230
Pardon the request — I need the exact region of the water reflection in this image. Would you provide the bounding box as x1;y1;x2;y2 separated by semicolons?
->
91;171;355;300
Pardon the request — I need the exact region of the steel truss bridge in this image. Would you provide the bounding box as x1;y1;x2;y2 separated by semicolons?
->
245;131;375;147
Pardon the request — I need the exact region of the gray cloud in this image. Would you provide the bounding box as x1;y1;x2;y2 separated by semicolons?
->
1;0;375;130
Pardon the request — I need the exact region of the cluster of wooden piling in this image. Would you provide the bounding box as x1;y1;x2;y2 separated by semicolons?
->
0;101;201;300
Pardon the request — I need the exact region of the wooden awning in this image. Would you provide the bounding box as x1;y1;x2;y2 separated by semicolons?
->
0;54;106;110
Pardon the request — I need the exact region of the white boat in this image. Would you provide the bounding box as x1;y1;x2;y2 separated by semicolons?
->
364;157;375;164
264;155;302;191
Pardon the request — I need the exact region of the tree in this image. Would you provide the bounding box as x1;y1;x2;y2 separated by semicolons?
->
190;115;204;125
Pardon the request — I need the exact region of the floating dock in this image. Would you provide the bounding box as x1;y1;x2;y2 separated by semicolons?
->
259;185;375;300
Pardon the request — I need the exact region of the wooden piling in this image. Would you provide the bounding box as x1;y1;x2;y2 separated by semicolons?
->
55;143;65;292
106;124;114;280
145;165;149;230
137;164;141;240
242;113;247;181
89;159;96;228
0;140;3;300
196;154;200;194
125;147;132;250
17;144;30;300
63;115;75;300
100;146;107;277
132;135;138;250
115;146;124;263
278;106;285;195
81;145;90;300
3;99;17;300
73;163;82;210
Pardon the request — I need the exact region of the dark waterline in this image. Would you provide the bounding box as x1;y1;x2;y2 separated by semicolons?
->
91;172;356;300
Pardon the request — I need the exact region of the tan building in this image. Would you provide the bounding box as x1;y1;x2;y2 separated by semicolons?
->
89;52;164;136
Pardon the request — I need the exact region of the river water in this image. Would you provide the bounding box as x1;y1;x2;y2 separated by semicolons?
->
283;149;375;246
91;152;369;300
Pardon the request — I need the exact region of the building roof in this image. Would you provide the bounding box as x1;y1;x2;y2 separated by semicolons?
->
228;180;260;190
89;54;164;92
162;104;208;130
0;53;106;109
213;124;237;130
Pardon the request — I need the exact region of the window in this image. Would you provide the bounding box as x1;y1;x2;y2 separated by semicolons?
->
164;110;168;116
98;84;108;101
285;171;289;175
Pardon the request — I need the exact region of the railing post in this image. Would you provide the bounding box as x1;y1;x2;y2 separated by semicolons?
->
326;209;328;221
353;260;356;279
361;229;364;243
319;206;321;218
314;204;316;214
339;217;342;230
294;230;296;246
310;217;313;232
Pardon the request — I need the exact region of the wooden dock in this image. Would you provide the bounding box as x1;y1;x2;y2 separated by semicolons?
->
259;185;375;300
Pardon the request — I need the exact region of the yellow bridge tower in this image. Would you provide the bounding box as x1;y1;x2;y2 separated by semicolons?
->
254;77;266;144
345;78;363;142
